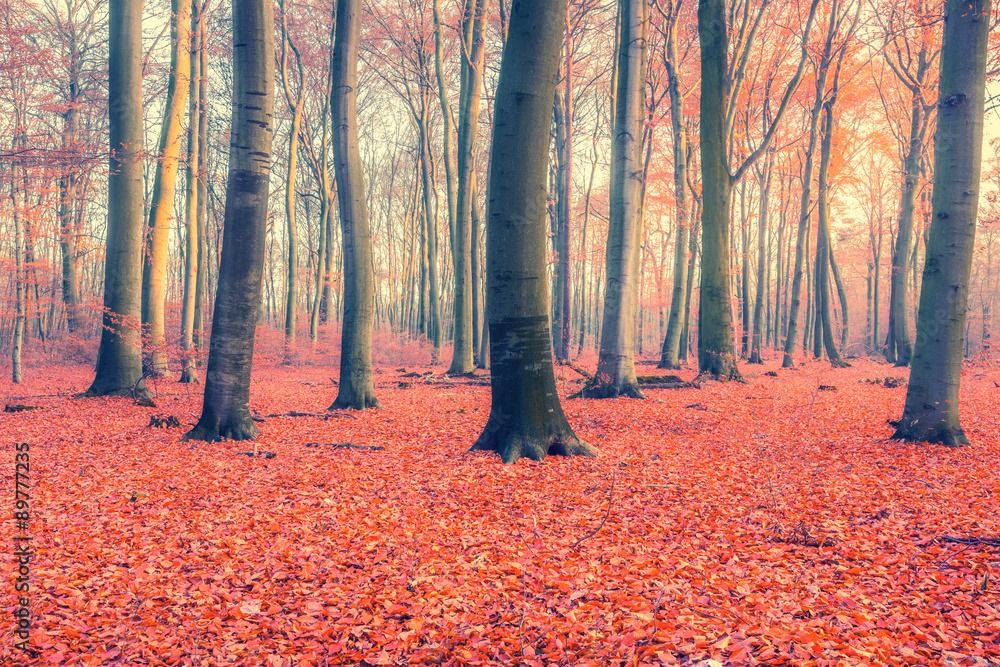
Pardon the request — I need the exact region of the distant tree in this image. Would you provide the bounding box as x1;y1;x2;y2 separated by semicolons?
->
471;0;594;463
328;0;380;410
184;0;274;440
84;0;150;400
893;0;990;446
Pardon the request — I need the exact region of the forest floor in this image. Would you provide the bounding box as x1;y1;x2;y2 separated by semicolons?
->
1;353;998;666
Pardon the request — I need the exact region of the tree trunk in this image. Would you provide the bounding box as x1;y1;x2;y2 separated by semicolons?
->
328;0;380;410
813;91;845;365
894;0;989;446
279;0;305;364
448;0;489;374
180;0;203;383
59;52;82;334
85;0;150;400
184;0;274;440
141;0;192;377
472;0;593;463
585;0;647;398
749;157;771;363
193;11;209;356
696;0;739;379
658;0;688;370
11;128;26;384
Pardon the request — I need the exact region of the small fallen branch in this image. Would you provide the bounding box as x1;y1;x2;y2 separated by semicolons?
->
257;411;360;420
938;535;1000;547
556;358;593;379
304;442;385;451
4;404;43;413
235;451;276;459
569;470;617;552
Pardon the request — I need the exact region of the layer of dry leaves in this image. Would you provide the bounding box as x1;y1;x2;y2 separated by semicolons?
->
1;354;998;666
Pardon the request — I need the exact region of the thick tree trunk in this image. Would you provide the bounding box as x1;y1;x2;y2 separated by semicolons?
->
184;0;274;441
85;0;150;401
328;0;380;410
180;0;203;383
585;0;647;398
141;0;192;377
472;0;592;463
696;0;739;379
894;0;989;446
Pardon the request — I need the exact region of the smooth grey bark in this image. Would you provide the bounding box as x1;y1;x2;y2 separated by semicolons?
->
585;0;647;399
180;0;203;384
84;0;150;401
184;0;274;441
449;0;489;374
658;0;690;370
894;0;990;446
748;155;771;364
472;0;593;464
328;0;380;410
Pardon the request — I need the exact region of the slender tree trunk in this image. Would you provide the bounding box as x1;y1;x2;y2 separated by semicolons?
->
658;0;688;370
11;128;26;384
749;157;771;363
184;0;274;440
85;0;151;400
449;0;489;374
433;0;458;259
59;56;82;334
279;0;305;363
141;0;192;377
585;0;648;398
813;91;846;365
472;0;592;463
558;1;573;360
193;9;209;355
895;0;989;446
328;0;380;410
180;0;203;383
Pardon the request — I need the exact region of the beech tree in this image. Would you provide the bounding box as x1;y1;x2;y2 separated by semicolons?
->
698;0;819;378
84;0;150;400
472;0;594;463
585;0;648;398
894;0;990;446
141;0;192;376
328;0;380;410
185;0;274;440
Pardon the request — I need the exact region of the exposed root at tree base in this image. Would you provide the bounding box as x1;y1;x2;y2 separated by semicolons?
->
471;426;595;464
891;425;969;448
573;377;646;400
177;370;199;384
328;392;382;411
183;418;260;443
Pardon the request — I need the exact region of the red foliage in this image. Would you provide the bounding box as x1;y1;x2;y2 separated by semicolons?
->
1;358;998;665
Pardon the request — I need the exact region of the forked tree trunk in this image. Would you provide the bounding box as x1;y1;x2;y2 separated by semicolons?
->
585;0;647;398
894;0;989;447
141;0;192;377
184;0;274;441
180;0;203;383
472;0;593;464
328;0;380;410
85;0;151;401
